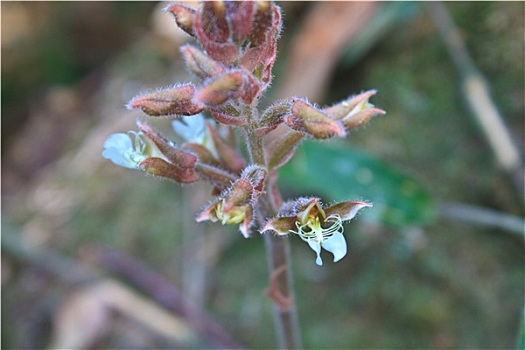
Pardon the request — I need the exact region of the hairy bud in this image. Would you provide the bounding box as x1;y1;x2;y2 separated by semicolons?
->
196;164;266;238
181;44;226;80
194;72;244;106
127;84;204;117
165;4;196;37
139;157;199;183
284;99;345;139
323;90;385;131
137;121;197;170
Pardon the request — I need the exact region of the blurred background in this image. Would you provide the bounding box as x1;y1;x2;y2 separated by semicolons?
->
2;1;524;349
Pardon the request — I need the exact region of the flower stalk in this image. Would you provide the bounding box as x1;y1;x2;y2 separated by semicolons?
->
247;125;302;348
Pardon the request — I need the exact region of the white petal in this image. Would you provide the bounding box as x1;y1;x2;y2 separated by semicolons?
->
102;133;141;169
306;239;323;266
103;133;132;150
172;114;206;143
321;231;347;263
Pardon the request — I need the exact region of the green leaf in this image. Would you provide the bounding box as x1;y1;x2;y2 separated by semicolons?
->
518;307;525;350
278;141;436;227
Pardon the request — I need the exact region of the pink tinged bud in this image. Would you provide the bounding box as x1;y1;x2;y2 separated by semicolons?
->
139;157;199;183
200;1;229;42
323;90;385;130
340;107;385;131
247;1;274;46
254;100;290;135
267;131;304;172
222;178;253;212
165;4;196;37
137;121;197;170
127;84;204;117
241;2;280;75
324;201;373;222
241;3;281;79
241;164;267;197
227;1;256;40
194;72;244;106
196;175;259;238
181;45;226;80
206;122;245;174
284;100;345;139
209;108;248;126
257;4;281;84
240;73;262;105
194;5;238;64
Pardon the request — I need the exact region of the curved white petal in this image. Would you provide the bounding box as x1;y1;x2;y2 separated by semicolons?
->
172;114;206;143
306;239;323;266
104;133;133;151
321;231;347;263
102;133;146;169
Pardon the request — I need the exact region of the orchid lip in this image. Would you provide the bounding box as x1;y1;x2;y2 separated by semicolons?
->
292;214;343;242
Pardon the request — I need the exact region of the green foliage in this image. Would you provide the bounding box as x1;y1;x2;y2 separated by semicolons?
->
279;140;436;227
519;307;525;350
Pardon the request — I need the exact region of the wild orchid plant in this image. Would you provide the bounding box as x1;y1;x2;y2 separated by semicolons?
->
103;1;384;347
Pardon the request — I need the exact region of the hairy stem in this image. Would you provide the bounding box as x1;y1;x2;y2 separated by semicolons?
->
247;130;303;349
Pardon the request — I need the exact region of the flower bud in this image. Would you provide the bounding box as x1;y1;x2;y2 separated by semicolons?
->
181;44;226;80
247;1;274;46
323;90;385;131
194;72;244;106
209;108;248;126
228;1;256;40
241;164;267;196
240;73;262;105
249;3;281;84
139;157;199;183
254;99;291;135
165;4;196;37
196;164;266;238
127;84;204;117
200;1;229;42
197;181;250;237
284;99;345;139
137;121;197;170
194;3;238;64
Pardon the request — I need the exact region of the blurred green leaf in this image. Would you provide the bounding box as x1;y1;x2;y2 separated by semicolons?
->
278;141;436;227
518;307;525;350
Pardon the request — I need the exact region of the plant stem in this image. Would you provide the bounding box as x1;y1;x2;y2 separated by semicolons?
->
247;131;303;349
264;233;302;349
